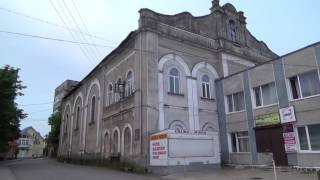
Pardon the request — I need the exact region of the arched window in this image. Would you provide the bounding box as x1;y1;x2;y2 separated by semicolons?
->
107;84;113;106
172;124;184;133
168;68;180;94
229;20;236;42
112;130;119;154
126;71;133;96
169;120;186;133
201;75;211;98
64;114;69;134
90;96;96;123
104;132;110;158
115;78;122;102
123;127;131;157
202;123;215;132
75;106;80;129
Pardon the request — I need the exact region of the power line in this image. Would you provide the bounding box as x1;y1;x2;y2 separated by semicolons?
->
23;119;48;122
0;29;318;69
0;30;114;48
70;0;104;57
61;0;100;61
49;0;95;66
20;102;53;107
0;6;117;44
27;108;52;115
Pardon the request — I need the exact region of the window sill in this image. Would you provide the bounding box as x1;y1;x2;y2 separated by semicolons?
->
253;103;278;110
200;97;215;102
229;152;251;154
298;151;320;154
167;92;184;97
290;94;320;102
105;92;135;108
226;110;246;115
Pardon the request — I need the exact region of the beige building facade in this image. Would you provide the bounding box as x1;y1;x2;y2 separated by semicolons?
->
17;127;45;158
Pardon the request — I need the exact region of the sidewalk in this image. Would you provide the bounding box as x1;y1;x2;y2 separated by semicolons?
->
162;167;318;180
0;164;15;180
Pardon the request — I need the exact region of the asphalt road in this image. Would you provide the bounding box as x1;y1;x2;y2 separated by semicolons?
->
5;158;163;180
3;158;318;180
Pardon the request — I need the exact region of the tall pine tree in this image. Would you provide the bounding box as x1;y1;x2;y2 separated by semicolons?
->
0;65;27;154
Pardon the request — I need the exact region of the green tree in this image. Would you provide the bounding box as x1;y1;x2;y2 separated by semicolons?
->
47;110;61;156
0;65;27;154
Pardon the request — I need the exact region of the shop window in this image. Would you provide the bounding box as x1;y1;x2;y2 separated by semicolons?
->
226;91;245;113
253;82;278;107
230;131;250;152
298;124;320;151
289;70;320;100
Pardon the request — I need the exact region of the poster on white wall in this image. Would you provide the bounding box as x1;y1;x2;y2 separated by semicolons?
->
279;106;296;124
282;124;297;153
150;133;168;166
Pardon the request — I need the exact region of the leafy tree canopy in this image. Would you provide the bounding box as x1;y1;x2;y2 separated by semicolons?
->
0;65;27;153
47;110;61;149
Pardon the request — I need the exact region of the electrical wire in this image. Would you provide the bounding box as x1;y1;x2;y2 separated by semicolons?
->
20;101;53;106
70;0;104;57
0;6;117;44
49;0;95;66
0;30;113;48
0;29;319;69
61;0;100;61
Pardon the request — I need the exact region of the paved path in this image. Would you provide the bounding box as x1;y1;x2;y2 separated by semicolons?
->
1;158;318;180
3;158;162;180
163;167;318;180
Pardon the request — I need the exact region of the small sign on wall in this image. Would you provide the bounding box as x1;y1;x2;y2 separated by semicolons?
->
282;123;297;153
255;112;280;127
150;133;168;166
279;106;296;124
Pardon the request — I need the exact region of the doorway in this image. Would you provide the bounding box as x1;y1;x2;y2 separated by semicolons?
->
255;125;288;166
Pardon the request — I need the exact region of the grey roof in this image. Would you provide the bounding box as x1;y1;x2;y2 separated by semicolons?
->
20;126;44;139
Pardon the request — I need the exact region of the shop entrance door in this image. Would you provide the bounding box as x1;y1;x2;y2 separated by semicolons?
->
255;125;288;166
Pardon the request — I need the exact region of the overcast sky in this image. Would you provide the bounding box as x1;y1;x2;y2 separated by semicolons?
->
0;0;319;136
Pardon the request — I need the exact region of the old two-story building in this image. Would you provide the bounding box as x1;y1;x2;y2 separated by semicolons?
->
17;127;46;158
217;42;320;168
57;0;318;173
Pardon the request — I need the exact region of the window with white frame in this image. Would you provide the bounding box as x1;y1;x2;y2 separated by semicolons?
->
168;68;180;94
201;75;211;98
230;131;250;152
253;82;278;107
297;124;320;151
289;70;320;100
226;91;245;113
107;84;113;106
126;71;133;96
